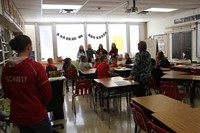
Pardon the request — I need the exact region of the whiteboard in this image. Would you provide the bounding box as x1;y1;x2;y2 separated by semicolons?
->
145;39;157;59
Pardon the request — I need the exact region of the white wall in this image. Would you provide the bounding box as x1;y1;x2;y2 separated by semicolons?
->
147;8;200;61
25;25;37;60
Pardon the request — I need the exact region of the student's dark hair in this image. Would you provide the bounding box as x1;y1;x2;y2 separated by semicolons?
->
138;41;147;52
100;55;106;62
151;58;156;66
47;58;53;62
63;57;72;70
81;56;87;62
9;35;32;53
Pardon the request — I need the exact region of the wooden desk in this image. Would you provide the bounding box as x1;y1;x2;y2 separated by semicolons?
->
132;94;190;113
161;74;194;80
163;70;189;75
113;67;131;77
79;68;96;75
152;108;200;133
94;76;139;128
94;76;138;89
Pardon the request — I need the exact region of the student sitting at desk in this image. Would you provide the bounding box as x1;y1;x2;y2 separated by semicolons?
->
156;51;170;68
151;58;164;86
46;58;57;77
79;56;92;71
125;53;133;64
96;55;110;79
110;57;118;67
94;58;101;68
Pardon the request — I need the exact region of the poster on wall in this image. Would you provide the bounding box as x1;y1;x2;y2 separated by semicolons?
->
113;36;125;51
154;34;168;56
145;39;157;59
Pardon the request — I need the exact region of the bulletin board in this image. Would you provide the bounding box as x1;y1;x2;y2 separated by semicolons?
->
154;34;168;56
145;39;157;59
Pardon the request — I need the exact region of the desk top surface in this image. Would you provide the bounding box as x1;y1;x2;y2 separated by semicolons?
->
49;76;66;82
94;76;139;88
163;70;189;75
114;67;132;71
132;94;190;113
152;108;200;133
79;68;96;75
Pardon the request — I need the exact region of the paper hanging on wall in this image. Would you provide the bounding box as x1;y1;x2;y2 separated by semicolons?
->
113;36;124;51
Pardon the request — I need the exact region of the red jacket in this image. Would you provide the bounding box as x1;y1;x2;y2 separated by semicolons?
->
2;58;52;126
96;62;110;79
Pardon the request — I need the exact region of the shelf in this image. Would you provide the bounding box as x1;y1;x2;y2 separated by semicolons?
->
2;41;8;45
0;62;4;65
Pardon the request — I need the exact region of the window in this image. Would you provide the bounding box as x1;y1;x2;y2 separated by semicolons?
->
56;24;84;60
39;26;53;61
87;24;107;51
130;25;139;54
108;24;127;55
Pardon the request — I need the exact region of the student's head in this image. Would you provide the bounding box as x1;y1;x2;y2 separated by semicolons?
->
9;35;32;56
111;43;116;48
111;57;117;63
79;45;85;52
125;53;130;59
182;51;190;59
81;56;87;62
95;58;100;64
47;58;53;64
151;58;156;67
63;58;72;65
98;44;103;49
100;55;107;62
138;41;147;52
157;51;165;60
87;44;92;50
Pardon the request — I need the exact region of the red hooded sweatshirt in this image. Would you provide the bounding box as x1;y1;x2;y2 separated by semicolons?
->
1;57;52;126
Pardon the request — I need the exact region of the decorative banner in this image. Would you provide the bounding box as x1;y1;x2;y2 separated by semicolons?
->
56;31;107;41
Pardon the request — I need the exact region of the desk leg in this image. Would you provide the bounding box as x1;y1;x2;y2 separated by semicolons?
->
191;82;195;107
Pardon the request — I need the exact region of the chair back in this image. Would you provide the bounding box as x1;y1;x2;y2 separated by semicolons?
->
190;68;200;75
75;79;92;96
130;102;150;133
159;81;179;100
146;78;159;94
148;121;169;133
65;69;78;80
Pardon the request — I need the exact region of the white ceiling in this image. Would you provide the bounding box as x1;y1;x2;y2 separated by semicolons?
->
13;0;200;23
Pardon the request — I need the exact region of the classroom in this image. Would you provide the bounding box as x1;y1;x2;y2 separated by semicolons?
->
0;0;200;133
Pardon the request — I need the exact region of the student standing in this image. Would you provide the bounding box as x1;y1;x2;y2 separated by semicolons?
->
1;35;53;133
77;45;87;61
96;44;108;58
125;41;151;97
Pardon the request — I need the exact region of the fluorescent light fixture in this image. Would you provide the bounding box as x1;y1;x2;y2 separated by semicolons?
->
42;4;82;9
145;8;177;12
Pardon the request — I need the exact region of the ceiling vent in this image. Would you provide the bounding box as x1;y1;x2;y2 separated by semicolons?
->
59;9;77;13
